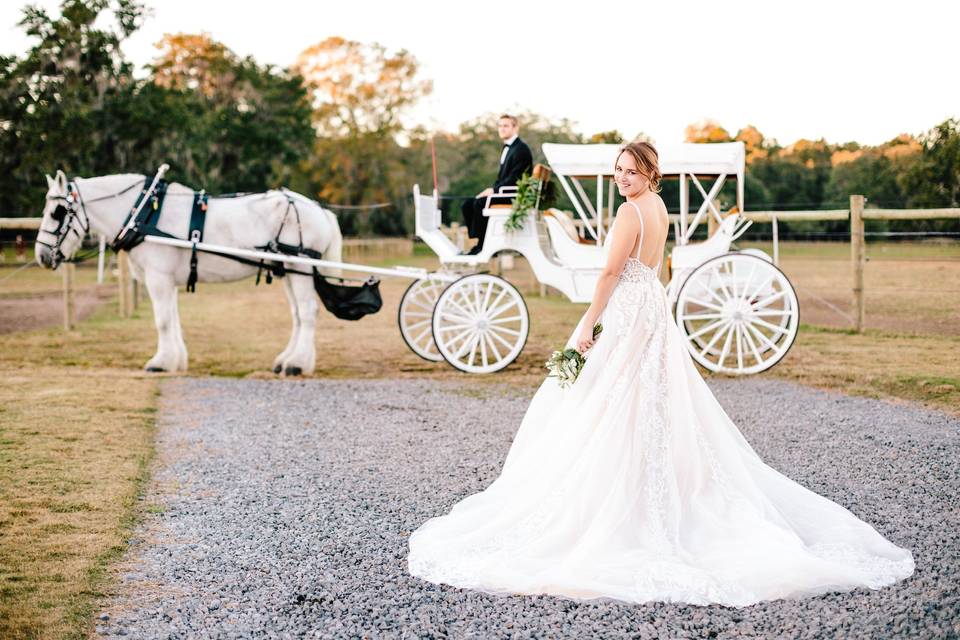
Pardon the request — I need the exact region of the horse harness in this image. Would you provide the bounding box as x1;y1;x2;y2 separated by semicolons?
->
112;179;210;292
54;171;381;320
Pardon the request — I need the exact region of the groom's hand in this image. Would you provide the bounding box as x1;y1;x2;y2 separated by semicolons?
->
476;187;494;198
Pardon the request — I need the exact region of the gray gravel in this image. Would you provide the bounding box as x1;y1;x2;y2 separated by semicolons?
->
96;377;959;639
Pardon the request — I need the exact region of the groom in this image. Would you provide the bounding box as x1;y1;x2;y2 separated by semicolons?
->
460;114;533;255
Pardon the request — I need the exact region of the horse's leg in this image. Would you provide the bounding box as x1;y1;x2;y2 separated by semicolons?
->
143;271;182;372
273;276;301;374
282;274;319;376
170;284;189;371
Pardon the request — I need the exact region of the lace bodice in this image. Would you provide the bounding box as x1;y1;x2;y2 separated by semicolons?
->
603;200;662;284
619;256;660;284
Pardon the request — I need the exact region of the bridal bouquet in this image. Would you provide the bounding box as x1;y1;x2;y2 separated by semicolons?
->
544;323;603;388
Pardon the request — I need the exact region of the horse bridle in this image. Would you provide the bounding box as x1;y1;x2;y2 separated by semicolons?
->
37;178;142;268
36;182;90;269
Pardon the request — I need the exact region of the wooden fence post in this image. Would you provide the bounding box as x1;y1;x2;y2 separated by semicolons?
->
850;194;865;332
62;262;75;330
117;250;132;318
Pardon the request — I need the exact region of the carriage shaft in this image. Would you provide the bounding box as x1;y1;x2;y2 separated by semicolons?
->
141;235;456;282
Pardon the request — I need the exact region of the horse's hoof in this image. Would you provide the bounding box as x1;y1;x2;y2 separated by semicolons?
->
145;366;166;373
284;365;302;376
273;364;282;374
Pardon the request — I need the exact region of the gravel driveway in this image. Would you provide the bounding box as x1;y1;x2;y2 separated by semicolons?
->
95;377;958;639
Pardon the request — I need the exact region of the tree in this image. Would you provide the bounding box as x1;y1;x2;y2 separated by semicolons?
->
0;0;146;212
0;5;313;215
294;37;432;138
685;119;732;143
589;130;623;144
900;119;960;208
735;125;776;164
144;33;314;193
826;135;919;209
151;32;234;97
291;37;433;234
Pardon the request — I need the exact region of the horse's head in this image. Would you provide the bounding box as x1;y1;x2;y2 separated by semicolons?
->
35;170;87;269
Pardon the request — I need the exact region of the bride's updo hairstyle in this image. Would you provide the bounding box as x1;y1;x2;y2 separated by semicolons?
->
617;141;662;193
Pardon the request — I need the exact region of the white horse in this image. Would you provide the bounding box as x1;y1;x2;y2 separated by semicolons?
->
35;169;342;375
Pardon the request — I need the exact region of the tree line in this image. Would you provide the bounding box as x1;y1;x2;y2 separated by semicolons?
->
2;0;957;238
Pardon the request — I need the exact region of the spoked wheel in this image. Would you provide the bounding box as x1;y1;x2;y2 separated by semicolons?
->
398;277;446;362
432;273;529;374
675;253;799;375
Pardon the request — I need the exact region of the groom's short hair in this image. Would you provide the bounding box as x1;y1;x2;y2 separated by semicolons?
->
499;114;518;126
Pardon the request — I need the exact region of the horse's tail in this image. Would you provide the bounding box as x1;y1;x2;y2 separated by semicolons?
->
320;208;343;279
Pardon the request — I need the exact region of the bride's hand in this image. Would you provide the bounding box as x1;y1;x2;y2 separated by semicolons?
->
576;324;596;354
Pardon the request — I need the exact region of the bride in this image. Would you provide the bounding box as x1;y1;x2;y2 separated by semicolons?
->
407;142;914;607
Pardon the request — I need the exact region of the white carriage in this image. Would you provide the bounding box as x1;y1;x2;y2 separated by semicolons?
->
404;141;799;375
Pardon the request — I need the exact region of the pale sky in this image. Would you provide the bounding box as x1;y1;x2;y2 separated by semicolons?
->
3;0;957;146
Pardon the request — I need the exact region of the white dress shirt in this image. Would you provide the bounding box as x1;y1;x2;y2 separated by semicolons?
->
500;135;518;165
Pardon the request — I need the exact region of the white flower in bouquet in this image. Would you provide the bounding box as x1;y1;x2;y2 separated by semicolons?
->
544;323;603;388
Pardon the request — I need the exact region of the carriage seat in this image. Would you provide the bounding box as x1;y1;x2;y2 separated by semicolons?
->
482;164;553;212
483;186;518;211
541;208;603;266
543;208;594;245
669;214;740;272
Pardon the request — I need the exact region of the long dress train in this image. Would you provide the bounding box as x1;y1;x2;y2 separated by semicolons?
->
407;211;914;607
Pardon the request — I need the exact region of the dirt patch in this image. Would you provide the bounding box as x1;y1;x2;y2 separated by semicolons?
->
0;285;115;334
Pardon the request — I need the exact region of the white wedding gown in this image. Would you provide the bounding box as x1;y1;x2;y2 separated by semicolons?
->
407;204;914;607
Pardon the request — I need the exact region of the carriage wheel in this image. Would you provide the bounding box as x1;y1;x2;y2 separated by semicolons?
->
675;253;799;375
432;274;529;374
398;278;445;362
681;251;777;356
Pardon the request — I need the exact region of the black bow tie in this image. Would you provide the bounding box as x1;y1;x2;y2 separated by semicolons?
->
503;142;511;148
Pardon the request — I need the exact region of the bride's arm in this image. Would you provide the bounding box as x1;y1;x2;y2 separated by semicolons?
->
575;203;640;352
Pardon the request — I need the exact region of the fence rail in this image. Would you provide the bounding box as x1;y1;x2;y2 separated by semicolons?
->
0;218;42;230
2;199;959;333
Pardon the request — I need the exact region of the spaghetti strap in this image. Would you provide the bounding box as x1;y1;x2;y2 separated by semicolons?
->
626;200;662;274
626;201;644;259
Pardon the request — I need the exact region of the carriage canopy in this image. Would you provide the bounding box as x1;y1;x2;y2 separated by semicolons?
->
541;142;746;245
541;142;745;178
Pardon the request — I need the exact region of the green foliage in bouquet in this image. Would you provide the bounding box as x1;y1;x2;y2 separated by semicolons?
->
504;172;541;232
544;323;603;388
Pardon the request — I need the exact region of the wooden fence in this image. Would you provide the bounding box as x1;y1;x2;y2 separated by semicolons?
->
736;197;959;332
3;201;959;332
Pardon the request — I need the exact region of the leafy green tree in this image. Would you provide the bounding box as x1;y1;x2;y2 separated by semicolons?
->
291;37;432;235
0;0;145;213
826;139;918;209
0;3;313;215
900;119;960;208
144;33;314;193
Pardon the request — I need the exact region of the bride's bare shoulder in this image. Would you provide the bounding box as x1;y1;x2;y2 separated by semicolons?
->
631;193;668;222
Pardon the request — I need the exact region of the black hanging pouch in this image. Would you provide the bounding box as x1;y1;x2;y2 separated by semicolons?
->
312;268;383;321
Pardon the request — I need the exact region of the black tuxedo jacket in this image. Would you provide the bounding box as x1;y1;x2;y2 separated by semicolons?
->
493;137;534;192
